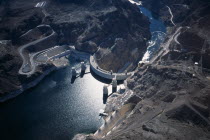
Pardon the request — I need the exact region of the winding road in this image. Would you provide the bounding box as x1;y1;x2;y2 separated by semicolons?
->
150;27;183;64
166;5;176;26
18;26;56;75
174;26;191;47
174;32;181;45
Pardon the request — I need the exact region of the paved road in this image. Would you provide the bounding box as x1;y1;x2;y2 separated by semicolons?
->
174;32;181;45
166;5;176;26
150;27;183;64
18;27;56;75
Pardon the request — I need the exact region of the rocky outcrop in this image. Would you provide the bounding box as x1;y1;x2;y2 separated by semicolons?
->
0;41;22;95
48;0;151;72
0;1;44;43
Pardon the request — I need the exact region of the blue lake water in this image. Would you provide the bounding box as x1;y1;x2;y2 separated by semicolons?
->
0;58;105;140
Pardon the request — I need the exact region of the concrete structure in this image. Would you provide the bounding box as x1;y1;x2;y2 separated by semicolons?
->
103;85;108;95
71;67;77;77
118;85;126;94
90;55;131;80
138;61;149;67
81;62;86;72
194;62;199;73
103;85;109;104
112;77;117;93
19;43;90;76
49;50;71;61
99;109;108;117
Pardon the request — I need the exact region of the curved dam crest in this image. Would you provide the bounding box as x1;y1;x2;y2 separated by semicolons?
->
90;55;132;81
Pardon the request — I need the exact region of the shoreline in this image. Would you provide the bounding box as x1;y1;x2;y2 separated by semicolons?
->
0;46;92;103
0;65;60;103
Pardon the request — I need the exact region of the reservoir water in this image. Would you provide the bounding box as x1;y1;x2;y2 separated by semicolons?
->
0;57;105;140
0;6;166;140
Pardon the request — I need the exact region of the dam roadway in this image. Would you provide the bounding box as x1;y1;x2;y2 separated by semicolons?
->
90;55;132;81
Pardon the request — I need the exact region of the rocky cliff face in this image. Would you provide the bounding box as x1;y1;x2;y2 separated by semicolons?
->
47;0;151;72
73;0;210;139
0;41;22;95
